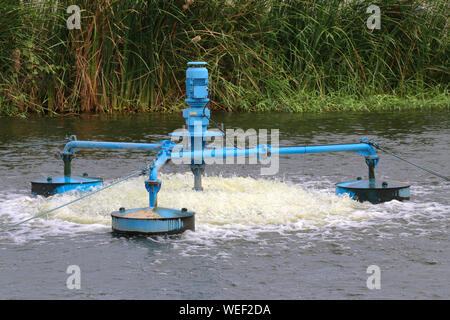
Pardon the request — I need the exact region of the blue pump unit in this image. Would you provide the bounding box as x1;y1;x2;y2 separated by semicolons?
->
30;62;410;235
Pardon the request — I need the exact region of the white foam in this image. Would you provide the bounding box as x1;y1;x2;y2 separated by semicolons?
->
1;173;448;244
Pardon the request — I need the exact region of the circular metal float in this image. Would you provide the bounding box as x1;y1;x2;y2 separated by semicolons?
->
336;179;410;204
31;175;103;197
111;207;195;235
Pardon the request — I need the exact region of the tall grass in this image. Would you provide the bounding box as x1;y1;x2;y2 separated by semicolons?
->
0;0;448;116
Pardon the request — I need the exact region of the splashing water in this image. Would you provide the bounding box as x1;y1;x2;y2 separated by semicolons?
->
0;173;445;244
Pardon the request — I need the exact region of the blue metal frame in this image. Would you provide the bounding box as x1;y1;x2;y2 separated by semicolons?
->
45;61;387;210
26;60;413;236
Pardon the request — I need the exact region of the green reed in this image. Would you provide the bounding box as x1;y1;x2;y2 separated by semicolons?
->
0;0;448;116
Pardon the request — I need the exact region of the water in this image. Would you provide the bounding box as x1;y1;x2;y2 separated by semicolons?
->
0;112;449;299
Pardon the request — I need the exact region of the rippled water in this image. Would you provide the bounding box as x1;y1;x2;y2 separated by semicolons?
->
0;112;449;299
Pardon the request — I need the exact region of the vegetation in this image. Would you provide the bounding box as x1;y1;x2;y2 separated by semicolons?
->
0;0;448;116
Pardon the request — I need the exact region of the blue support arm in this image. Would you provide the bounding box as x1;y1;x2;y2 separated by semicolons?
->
63;140;164;154
60;135;175;178
269;142;377;157
168;139;378;184
170;145;270;161
169;141;377;161
145;150;170;208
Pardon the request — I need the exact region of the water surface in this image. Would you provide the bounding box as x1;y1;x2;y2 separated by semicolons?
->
0;111;449;299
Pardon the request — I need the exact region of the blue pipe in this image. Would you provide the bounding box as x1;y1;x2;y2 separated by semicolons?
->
150;151;169;180
270;143;377;157
170;145;270;161
146;150;170;208
169;143;376;160
63;141;163;154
